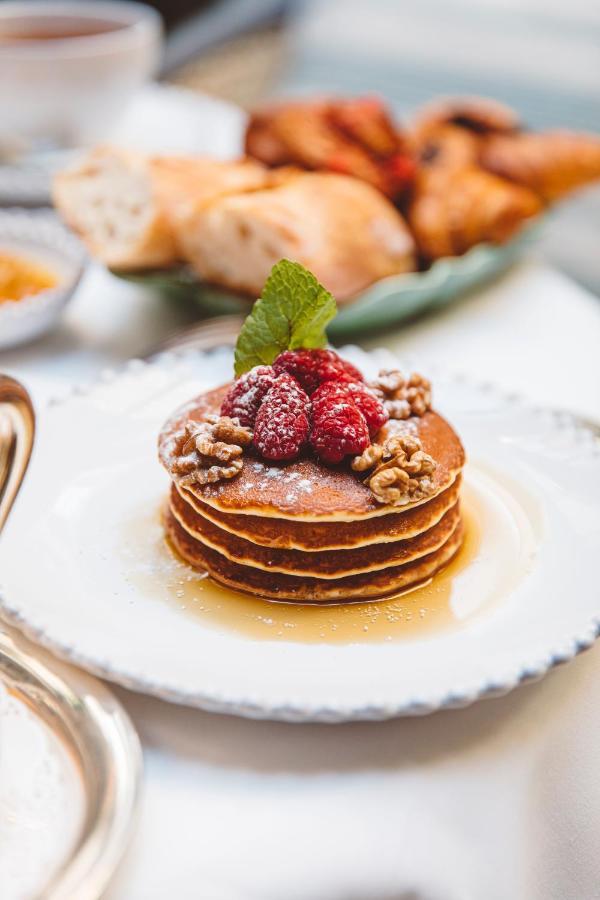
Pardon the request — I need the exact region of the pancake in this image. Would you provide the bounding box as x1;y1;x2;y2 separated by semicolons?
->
176;475;462;551
159;376;466;603
164;507;464;603
158;384;465;521
170;484;461;577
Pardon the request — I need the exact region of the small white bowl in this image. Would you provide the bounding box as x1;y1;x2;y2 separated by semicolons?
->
0;208;86;349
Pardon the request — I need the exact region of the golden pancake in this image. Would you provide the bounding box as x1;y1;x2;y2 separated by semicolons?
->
176;475;462;551
158;384;465;521
170;485;461;577
165;507;464;602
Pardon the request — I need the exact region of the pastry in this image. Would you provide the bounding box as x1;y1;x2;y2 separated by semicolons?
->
245;96;416;199
158;260;466;603
408;165;542;260
52;147;272;269
410;123;481;173
408;96;519;176
480;131;600;201
412;95;520;136
176;172;416;301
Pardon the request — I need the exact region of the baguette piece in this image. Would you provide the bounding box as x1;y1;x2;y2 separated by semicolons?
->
175;172;416;301
52;147;272;270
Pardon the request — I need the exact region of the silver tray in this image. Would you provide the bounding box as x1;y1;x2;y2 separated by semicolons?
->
0;374;141;899
0;624;142;900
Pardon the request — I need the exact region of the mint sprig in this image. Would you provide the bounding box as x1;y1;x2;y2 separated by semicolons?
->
234;260;337;377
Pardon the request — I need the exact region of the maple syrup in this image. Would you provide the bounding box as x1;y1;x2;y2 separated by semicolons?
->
122;465;538;644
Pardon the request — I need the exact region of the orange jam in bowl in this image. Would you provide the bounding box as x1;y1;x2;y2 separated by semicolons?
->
0;251;58;303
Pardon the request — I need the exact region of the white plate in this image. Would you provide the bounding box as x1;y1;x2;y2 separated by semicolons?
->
1;348;599;722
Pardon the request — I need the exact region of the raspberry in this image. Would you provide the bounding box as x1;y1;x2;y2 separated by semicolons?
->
310;381;370;464
343;380;389;436
273;349;363;395
253;374;311;461
220;365;278;427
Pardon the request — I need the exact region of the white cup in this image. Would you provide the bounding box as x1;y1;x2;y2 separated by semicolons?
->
0;1;163;158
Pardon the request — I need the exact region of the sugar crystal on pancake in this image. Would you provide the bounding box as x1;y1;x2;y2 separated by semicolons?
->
158;260;466;603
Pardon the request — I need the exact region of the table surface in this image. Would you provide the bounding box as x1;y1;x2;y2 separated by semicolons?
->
3;256;600;900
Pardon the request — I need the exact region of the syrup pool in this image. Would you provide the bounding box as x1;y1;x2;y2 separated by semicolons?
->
121;465;538;644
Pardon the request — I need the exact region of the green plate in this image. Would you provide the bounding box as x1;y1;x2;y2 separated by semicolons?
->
114;224;541;340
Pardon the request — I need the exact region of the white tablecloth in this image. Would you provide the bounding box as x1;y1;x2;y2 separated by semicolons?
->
3;257;600;900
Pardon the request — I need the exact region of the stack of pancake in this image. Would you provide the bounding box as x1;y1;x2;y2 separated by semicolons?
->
160;385;465;603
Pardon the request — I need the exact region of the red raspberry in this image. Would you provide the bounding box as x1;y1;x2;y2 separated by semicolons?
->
220;365;277;427
310;381;370;464
253;374;311;461
343;380;389;436
273;349;363;395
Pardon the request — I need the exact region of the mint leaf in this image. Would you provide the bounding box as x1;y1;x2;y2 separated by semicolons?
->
234;260;337;376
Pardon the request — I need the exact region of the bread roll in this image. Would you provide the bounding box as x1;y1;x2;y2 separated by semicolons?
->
176;172;416;301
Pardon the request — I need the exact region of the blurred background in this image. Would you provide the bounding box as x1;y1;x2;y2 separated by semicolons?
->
1;0;598;297
0;0;598;353
153;0;600;295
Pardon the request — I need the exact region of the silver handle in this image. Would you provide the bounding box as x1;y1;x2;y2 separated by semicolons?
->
0;376;34;533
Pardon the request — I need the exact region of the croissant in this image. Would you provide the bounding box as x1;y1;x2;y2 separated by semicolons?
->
409;123;480;173
480;131;600;202
412;96;520;136
245;97;415;199
408;166;542;260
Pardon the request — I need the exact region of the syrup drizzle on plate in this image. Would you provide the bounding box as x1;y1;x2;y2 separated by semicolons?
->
122;465;538;644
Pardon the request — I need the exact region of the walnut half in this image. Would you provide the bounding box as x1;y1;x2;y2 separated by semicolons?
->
171;415;253;487
369;369;432;419
352;433;437;506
